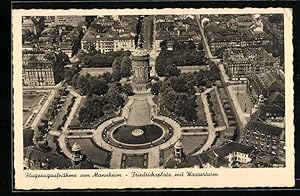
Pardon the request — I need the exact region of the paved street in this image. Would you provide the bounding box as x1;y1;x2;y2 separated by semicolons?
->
196;15;214;61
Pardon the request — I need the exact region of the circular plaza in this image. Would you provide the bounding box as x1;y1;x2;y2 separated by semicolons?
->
92;96;179;150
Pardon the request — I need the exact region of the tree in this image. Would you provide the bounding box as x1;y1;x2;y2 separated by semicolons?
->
174;93;197;121
187;40;196;50
76;75;88;92
71;73;79;87
87;44;97;54
150;81;162;95
65;66;80;84
168;76;188;93
205;80;212;88
121;83;134;96
111;71;121;82
88;77;108;96
268;14;283;24
160;40;168;51
159;86;177;112
112;57;122;73
102;72;112;83
197;42;204;51
56;52;70;66
108;82;122;94
174;93;189;117
78;106;94;123
120;56;132;77
105;91;124;108
164;65;180;77
102;103;115;114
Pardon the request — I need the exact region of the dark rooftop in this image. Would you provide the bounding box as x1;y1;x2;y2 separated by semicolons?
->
268;91;285;105
24;146;72;169
215;141;255;158
245;121;284;137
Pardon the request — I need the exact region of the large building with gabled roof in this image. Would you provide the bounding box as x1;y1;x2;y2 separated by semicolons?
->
241;120;285;159
246;71;285;102
223;47;280;81
165;141;255;168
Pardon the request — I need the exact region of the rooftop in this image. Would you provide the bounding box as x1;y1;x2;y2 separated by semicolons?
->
215;141;255;157
245;121;284;137
175;141;254;168
256;72;285;92
257;104;285;121
24;146;72;169
268;91;285;105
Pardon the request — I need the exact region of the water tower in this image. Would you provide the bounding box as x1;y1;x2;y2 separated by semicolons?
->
131;47;150;91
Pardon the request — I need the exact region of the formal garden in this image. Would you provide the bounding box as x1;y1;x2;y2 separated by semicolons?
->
120;153;148;169
151;62;221;127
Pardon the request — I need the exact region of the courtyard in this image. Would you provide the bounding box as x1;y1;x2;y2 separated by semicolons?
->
120;153;148;168
23;91;45;109
231;84;254;114
227;84;253;126
23;91;50;127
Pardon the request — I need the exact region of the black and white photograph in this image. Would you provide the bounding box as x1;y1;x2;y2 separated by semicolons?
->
13;8;294;189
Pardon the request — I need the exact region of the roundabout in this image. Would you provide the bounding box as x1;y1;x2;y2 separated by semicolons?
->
99;118;174;149
62;94;185;168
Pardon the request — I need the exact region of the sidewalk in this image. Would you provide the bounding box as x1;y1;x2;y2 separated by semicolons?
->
57;134;73;159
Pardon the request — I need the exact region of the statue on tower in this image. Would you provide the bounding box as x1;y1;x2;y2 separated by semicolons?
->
174;139;185;165
70;142;94;169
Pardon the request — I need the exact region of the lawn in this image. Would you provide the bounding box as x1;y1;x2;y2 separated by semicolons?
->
195;95;207;125
181;135;208;155
68;138;111;167
121;153;148;168
23;110;33;124
232;85;253;114
23;92;44;108
80;68;113;76
161;145;174;164
178;65;208;73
